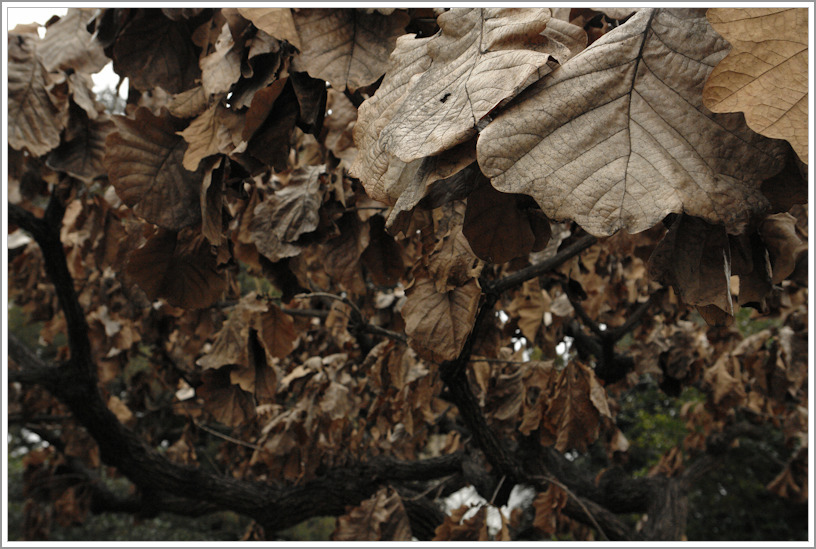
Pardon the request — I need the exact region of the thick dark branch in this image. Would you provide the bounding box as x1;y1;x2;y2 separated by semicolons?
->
486;233;597;295
9;196;93;374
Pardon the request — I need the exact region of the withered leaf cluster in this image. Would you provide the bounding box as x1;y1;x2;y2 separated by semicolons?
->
6;7;809;542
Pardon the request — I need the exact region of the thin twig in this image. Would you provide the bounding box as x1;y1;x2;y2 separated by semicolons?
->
194;420;262;451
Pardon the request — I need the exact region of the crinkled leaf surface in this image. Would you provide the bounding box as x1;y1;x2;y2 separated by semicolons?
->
377;8;554;163
47;110;115;183
291;8;410;92
703;8;809;163
105;107;203;229
478;8;788;237
38;8;109;74
179;101;245;171
7;33;68;156
200;22;243;96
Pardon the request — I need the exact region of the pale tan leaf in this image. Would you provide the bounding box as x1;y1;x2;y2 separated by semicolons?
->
478;8;788;237
125;228;227;310
333;486;412;541
595;8;640;20
105;107;203;229
291;8;410;92
7;33;68;156
38;8;109;74
198;368;256;427
197;294;267;370
704;8;808;163
401;273;481;362
200;22;243;96
238;8;301;50
377;8;554;163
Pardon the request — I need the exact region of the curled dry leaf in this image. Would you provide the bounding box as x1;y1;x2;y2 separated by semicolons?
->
703;8;809;163
179;101;245;171
376;8;554;163
291;8;410;92
648;215;734;326
125;228;227;310
38;8;110;74
478;8;788;237
112;10;200;94
249;166;325;262
532;484;568;536
758;213;808;285
105;107;203;230
433;504;489;541
7;32;68;156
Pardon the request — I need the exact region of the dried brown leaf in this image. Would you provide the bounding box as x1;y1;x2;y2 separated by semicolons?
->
291;9;410;92
333;486;412;541
38;8;109;74
704;8;809;163
238;8;301;50
478;8;788;237
105;107;203;229
200;22;243;96
125;228;227;310
7;32;68;156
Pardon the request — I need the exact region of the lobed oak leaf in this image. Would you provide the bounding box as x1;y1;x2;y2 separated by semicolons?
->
7;32;68;156
377;8;554;163
478;8;788;237
38;8;109;74
703;8;809;163
291;8;410;92
112;10;200;94
105;107;203;229
401;273;481;363
125;228;227;310
333;486;412;541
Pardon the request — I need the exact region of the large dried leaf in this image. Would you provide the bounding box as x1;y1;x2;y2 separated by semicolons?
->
478;8;788;237
38;8;109;74
112;10;199;94
105;107;203;229
7;33;68;156
648;215;734;326
759;213;808;285
433;505;489;541
532;485;568;536
377;8;554;163
291;9;410;92
238;8;301;50
401;272;481;363
703;8;809;163
125;228;227;310
249;166;324;261
259;304;297;359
